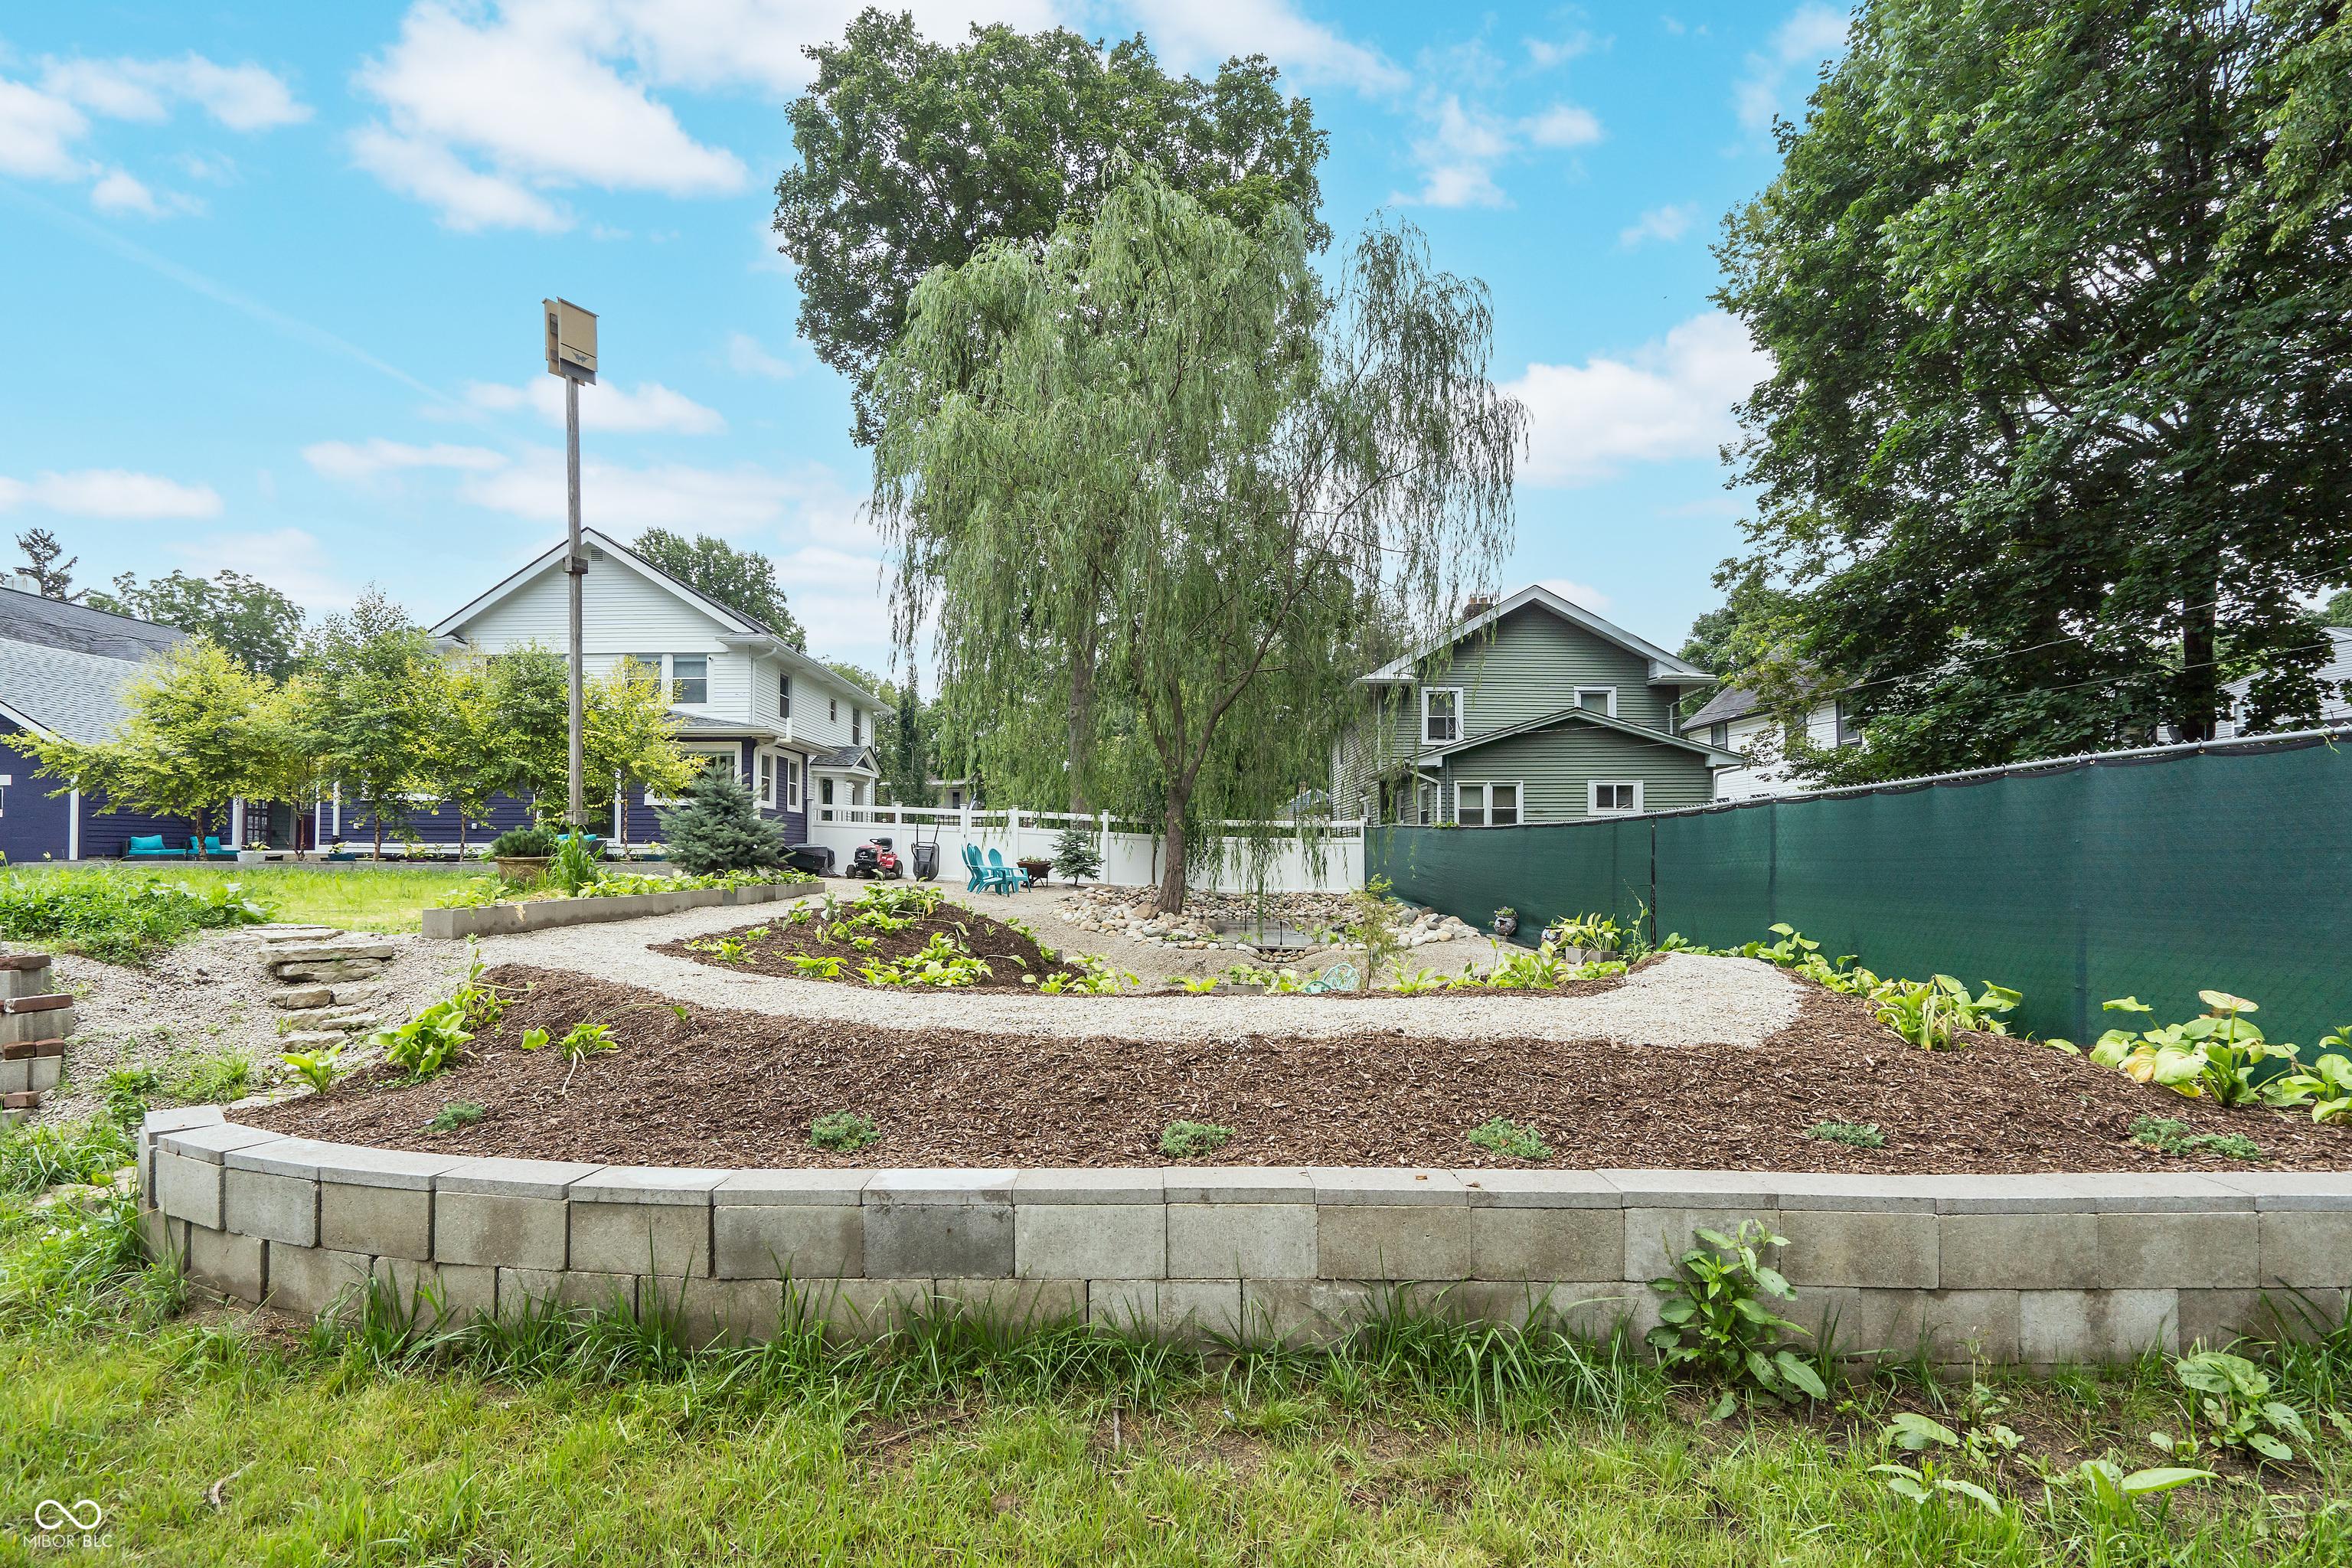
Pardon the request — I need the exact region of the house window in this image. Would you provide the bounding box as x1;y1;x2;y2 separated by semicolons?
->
820;778;834;805
828;697;838;724
645;748;738;805
759;753;775;806
1457;782;1518;827
1835;697;1862;746
1708;721;1730;750
851;707;862;745
786;759;799;808
671;655;708;704
779;674;790;719
624;653;665;684
1589;780;1643;815
949;788;964;808
1423;688;1460;743
1416;782;1434;825
1575;687;1616;717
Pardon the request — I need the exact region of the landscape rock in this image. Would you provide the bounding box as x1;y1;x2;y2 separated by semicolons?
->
263;940;397;965
271;959;389;983
268;985;335;1009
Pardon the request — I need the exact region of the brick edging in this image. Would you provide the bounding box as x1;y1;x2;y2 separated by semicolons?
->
139;1108;2352;1364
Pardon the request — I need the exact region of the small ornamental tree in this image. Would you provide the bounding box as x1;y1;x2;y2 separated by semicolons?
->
660;763;786;874
1050;822;1102;884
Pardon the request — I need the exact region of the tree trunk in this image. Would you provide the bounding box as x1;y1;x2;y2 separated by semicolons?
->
2180;584;2220;741
373;806;385;861
1067;616;1097;814
1156;778;1191;915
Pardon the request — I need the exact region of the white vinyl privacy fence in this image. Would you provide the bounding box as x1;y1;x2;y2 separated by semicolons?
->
807;805;1364;893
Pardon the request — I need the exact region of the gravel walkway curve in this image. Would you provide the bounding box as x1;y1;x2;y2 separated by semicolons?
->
479;899;1802;1046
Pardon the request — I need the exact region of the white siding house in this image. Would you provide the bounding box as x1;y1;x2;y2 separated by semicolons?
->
429;528;886;844
1677;688;1854;801
2217;628;2352;737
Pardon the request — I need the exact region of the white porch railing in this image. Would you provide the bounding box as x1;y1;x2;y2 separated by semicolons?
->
805;805;1364;893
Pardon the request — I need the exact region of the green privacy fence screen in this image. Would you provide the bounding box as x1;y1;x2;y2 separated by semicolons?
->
1367;730;2352;1050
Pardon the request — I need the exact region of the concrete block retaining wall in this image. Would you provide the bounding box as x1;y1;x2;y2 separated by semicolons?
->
140;1109;2352;1365
420;880;811;940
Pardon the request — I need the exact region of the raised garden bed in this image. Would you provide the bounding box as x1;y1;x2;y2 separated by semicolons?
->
244;964;2352;1172
422;880;812;940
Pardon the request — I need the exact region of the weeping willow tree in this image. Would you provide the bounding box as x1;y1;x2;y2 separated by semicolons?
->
874;172;1521;912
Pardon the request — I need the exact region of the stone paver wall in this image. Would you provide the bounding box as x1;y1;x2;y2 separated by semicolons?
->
140;1109;2352;1366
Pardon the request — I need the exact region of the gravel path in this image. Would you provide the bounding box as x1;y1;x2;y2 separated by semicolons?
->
481;895;1802;1045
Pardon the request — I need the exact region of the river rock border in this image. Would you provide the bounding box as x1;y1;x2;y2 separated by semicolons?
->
421;881;810;941
137;1108;2352;1367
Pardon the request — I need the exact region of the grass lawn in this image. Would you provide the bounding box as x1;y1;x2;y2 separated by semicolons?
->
7;864;485;937
2;1195;2348;1565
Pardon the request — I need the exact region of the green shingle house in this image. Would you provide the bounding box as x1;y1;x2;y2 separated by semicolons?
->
1332;584;1744;825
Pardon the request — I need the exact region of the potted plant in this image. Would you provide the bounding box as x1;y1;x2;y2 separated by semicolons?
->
1017;855;1054;886
488;824;557;882
325;838;357;863
1492;906;1519;939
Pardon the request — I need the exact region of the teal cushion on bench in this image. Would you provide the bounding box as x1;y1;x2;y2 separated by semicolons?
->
128;835;165;854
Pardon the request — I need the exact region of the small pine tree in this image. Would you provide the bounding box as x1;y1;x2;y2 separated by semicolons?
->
660;765;786;874
1051;822;1103;883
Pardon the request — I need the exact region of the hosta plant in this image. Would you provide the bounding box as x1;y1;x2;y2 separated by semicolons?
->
2153;1350;2314;1462
1647;1221;1827;1413
2270;1026;2352;1123
1872;974;2021;1050
374;1001;472;1080
278;1043;344;1093
2092;992;2310;1106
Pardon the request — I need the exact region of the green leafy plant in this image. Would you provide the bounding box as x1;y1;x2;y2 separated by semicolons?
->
1465;1117;1551;1161
423;1100;485;1134
2092;991;2308;1105
2274;1028;2352;1123
809;1111;879;1152
1871;974;2021;1050
1867;1455;2003;1514
278;1043;345;1094
558;1021;615;1062
2128;1115;2263;1161
1646;1221;1826;1413
374;1001;472;1080
1387;965;1451;995
517;1027;550;1051
1340;875;1406;991
2153;1350;2314;1462
548;830;602;896
1546;912;1622;950
1159;1120;1233;1158
100;1065;159;1129
1483;935;1576;990
1804;1120;1885;1149
1171;975;1223;993
2049;1459;2217;1524
787;953;845;979
164;1052;251;1104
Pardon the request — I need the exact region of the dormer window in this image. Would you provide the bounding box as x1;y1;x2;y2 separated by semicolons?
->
1423;688;1460;743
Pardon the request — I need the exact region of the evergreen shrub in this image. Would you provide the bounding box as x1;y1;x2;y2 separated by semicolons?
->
660;766;786;875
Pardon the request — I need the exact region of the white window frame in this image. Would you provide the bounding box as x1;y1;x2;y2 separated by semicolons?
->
828;697;838;724
1456;781;1521;828
778;673;791;720
645;746;743;806
1588;779;1643;815
1573;686;1618;718
1422;686;1462;744
759;752;776;807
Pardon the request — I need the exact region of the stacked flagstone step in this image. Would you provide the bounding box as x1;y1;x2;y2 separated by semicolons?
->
0;954;74;1126
259;928;394;1047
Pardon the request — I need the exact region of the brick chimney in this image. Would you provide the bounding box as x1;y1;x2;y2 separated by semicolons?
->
1461;594;1497;622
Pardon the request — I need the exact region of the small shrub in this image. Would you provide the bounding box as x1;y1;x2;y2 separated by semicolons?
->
423;1100;485;1134
1465;1117;1552;1161
549;831;601;896
1049;824;1102;884
1804;1120;1886;1149
2129;1115;2263;1161
485;825;557;859
1341;875;1406;991
1647;1220;1827;1413
279;1043;344;1094
1158;1120;1233;1158
100;1066;159;1129
810;1111;879;1152
660;766;786;875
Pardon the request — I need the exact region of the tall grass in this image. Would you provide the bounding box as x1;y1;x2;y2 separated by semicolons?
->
0;867;274;962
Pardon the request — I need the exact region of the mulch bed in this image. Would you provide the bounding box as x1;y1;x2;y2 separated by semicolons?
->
653;916;1623;1000
244;964;2352;1171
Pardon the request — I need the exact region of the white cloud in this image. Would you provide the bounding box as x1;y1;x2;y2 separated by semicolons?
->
727;332;793;379
458;447;862;536
464;378;727;434
1504;311;1770;486
1396;96;1605;207
302;439;510;482
1114;0;1406;93
1619;202;1697;247
1536;577;1612;612
0;469;224;519
349;126;570;233
1734;4;1849;135
41;54;311;132
0;52;302;210
1525;31;1596;69
165;528;357;612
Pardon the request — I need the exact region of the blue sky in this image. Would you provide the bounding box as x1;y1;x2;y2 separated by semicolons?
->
0;1;1847;674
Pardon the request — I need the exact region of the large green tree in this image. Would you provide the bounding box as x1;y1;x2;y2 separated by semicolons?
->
302;590;439;857
1717;0;2352;783
89;569;305;680
772;8;1328;445
630;531;804;648
874;175;1520;911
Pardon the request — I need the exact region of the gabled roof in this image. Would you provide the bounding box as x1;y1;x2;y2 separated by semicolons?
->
810;743;877;773
1425;703;1747;765
0;638;154;743
430;528;887;709
1680;684;1762;732
1356;583;1713;687
0;585;185;662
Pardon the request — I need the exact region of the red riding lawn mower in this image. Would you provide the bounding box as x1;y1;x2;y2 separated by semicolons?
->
846;836;903;880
